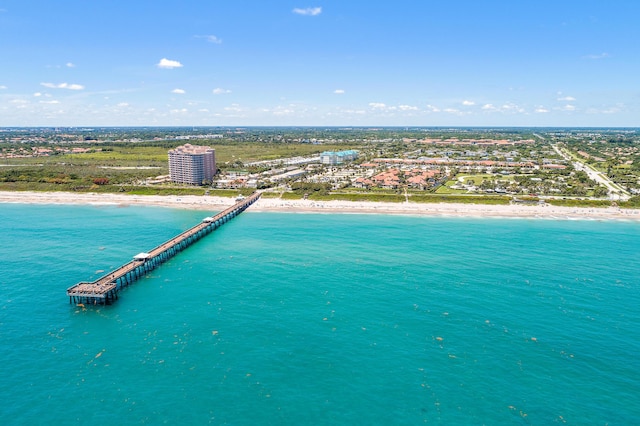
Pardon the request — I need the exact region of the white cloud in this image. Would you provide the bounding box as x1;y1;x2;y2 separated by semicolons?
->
500;103;525;113
0;85;7;90
462;100;475;106
206;35;222;44
172;88;186;94
334;89;345;94
585;105;624;115
558;104;576;111
398;105;418;111
117;102;129;107
66;62;75;68
557;96;576;101
584;52;609;60
41;82;84;90
602;105;623;114
213;88;232;95
535;107;549;113
425;104;440;113
195;35;223;44
39;100;60;104
336;108;366;115
157;58;183;69
480;103;527;113
273;107;295;116
293;7;322;16
444;108;460;114
224;104;243;112
368;102;416;112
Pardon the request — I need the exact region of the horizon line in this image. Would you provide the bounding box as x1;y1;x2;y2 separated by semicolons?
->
2;125;639;130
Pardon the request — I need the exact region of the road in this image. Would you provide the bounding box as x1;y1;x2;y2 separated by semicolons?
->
552;144;630;201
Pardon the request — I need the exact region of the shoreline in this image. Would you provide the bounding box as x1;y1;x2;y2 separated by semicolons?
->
1;190;639;221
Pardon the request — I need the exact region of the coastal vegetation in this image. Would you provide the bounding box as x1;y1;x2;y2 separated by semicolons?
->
1;127;639;208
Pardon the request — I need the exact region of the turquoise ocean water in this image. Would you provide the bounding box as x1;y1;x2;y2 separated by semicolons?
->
0;203;639;425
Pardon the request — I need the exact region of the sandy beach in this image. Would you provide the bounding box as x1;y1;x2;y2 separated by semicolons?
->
1;190;639;221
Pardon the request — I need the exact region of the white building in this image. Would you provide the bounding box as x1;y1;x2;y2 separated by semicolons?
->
168;144;217;185
320;150;359;165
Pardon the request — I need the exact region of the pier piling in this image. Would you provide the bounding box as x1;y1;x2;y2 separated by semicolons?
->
67;192;261;305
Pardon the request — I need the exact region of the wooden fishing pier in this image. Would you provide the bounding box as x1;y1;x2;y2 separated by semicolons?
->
67;192;261;305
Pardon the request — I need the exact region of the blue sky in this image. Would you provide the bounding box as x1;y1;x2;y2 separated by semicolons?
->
1;0;639;127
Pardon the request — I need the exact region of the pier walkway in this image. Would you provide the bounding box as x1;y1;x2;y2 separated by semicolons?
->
67;192;261;305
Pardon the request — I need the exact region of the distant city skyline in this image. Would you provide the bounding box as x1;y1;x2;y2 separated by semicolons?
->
1;1;639;127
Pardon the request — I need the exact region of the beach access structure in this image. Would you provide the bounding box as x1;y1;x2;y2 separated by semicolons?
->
67;192;261;305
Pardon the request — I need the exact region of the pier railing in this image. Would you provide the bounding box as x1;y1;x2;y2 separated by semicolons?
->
67;192;261;305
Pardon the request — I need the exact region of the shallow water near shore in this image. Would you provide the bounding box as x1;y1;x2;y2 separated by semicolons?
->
1;203;639;424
